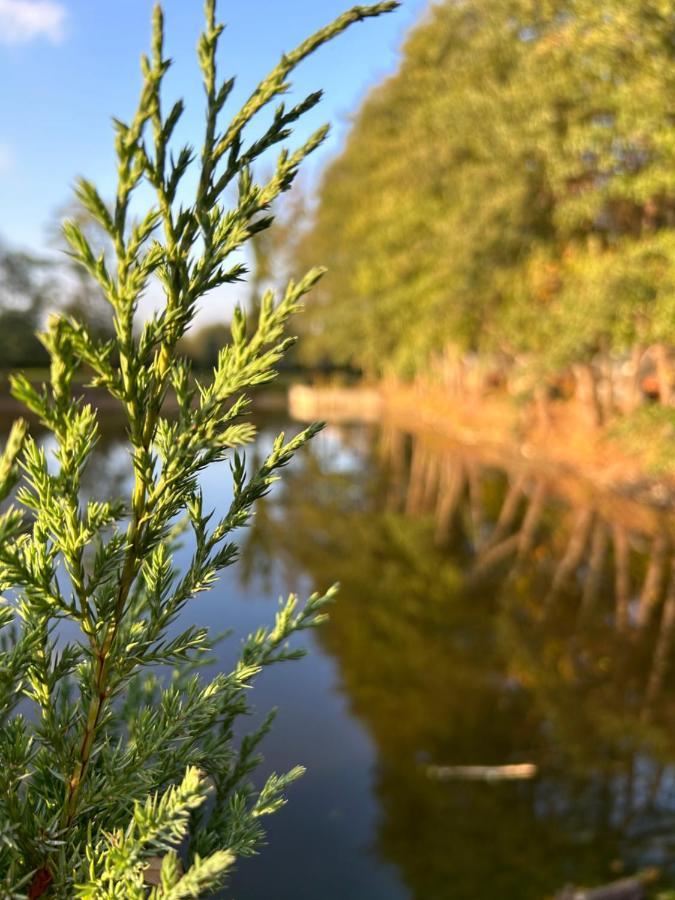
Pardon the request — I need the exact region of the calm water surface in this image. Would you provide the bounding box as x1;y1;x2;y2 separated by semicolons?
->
25;412;675;897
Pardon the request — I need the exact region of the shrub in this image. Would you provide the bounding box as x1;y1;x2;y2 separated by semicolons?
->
0;1;395;895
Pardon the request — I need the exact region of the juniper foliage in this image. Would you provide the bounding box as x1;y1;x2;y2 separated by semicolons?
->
0;1;396;895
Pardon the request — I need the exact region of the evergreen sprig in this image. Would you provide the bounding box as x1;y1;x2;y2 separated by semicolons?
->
0;1;396;895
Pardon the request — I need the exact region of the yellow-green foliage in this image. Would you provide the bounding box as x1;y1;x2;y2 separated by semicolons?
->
0;1;395;895
296;0;675;379
610;404;675;475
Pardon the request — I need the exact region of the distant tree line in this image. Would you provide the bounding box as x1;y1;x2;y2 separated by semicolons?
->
0;197;118;371
293;0;675;423
0;246;51;369
0;198;333;378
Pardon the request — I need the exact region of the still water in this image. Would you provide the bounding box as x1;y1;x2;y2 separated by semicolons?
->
26;411;675;897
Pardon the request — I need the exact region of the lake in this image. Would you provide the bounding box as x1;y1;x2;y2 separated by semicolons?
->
15;408;675;898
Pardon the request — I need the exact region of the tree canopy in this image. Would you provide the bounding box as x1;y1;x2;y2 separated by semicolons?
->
295;0;675;392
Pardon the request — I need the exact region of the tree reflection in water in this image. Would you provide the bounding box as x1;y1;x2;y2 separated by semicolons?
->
8;410;675;897
240;419;675;899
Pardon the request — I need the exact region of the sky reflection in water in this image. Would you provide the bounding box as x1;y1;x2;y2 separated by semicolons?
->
24;412;675;898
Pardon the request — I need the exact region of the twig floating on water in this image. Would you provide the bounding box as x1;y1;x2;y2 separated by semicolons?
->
426;763;537;782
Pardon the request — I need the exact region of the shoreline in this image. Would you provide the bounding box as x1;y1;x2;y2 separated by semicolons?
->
0;383;289;418
289;382;675;517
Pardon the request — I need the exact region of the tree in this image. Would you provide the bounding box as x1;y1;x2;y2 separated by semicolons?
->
295;0;675;412
46;198;117;341
0;1;396;895
0;244;51;369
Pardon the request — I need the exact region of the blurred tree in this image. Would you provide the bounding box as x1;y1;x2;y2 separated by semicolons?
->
0;199;117;376
46;198;116;340
0;243;51;368
179;190;310;372
294;0;675;411
179;321;231;370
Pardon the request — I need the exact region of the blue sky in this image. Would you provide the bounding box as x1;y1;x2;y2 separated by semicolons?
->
0;0;426;254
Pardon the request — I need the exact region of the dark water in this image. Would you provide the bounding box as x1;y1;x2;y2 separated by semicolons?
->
18;411;675;898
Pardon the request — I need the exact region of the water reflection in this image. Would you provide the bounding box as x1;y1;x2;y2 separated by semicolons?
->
6;409;675;897
241;419;675;898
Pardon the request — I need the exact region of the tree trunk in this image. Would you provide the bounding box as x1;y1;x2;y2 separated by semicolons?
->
573;362;602;427
466;460;485;549
654;342;672;406
545;508;593;609
636;534;669;628
434;455;465;545
472;533;520;575
422;447;440;511
613;524;630;632
405;439;427;516
626;345;644;412
534;383;551;429
644;560;675;708
579;520;609;622
517;480;547;561
599;354;615;419
485;472;526;549
456;356;466;398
